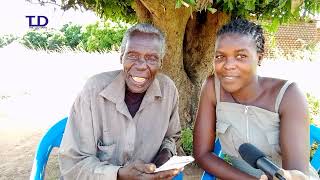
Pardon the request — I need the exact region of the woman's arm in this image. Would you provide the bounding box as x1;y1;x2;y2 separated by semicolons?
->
279;82;309;174
193;76;257;180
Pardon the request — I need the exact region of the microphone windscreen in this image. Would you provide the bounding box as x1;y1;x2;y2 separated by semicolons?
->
238;143;266;168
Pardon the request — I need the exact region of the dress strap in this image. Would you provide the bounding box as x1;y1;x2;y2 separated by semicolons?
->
214;75;220;103
275;81;293;113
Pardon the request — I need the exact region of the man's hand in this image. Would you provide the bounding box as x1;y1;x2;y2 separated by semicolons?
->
259;170;308;180
117;159;180;180
152;149;172;168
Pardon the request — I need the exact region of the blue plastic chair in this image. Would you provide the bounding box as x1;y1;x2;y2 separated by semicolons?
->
201;125;320;180
30;117;67;180
30;117;183;180
310;124;320;171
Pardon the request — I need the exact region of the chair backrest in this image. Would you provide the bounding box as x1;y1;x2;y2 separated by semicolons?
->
310;124;320;171
30;117;68;180
201;125;320;180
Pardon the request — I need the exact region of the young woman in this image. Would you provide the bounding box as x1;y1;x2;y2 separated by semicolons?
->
193;19;319;180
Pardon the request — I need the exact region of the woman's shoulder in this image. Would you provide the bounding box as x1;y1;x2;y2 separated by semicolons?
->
200;74;217;105
260;76;287;86
260;76;291;95
201;75;214;89
260;76;304;111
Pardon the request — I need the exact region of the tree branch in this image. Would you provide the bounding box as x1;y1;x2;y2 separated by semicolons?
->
26;0;63;8
140;0;178;18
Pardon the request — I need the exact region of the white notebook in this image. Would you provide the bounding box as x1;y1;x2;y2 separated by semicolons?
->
154;156;194;172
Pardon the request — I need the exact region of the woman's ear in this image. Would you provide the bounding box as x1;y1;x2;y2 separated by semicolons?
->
257;53;264;66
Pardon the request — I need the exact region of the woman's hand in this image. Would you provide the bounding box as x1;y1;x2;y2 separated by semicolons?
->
259;170;308;180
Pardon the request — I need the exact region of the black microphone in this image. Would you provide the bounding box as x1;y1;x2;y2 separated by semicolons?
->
239;143;286;180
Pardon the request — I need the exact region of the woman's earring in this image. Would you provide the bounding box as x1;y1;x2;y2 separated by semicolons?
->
258;60;262;66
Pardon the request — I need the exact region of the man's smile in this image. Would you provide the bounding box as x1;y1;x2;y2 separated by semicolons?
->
131;76;147;83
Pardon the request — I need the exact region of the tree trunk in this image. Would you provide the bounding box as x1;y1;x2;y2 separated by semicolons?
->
183;11;229;127
133;0;229;128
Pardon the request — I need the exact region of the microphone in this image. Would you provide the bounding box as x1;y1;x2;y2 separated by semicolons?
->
239;143;286;180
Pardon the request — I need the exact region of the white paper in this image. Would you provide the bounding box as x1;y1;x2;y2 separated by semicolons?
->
154;156;194;172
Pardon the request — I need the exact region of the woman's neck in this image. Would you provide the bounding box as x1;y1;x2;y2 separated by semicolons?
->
230;76;262;105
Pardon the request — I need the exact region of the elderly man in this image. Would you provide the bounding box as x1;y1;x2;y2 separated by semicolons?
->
58;23;181;180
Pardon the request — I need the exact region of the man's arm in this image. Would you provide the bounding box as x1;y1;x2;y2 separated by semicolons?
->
58;93;121;180
153;88;181;167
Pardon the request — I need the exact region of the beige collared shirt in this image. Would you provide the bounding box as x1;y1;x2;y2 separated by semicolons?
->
58;70;181;180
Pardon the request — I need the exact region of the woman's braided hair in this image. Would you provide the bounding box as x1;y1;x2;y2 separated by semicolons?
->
217;19;265;53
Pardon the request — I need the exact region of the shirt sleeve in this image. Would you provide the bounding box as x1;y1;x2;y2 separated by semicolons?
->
58;91;121;180
159;87;181;156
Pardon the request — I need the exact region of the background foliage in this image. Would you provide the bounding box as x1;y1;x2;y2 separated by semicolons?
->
60;0;320;32
19;20;130;52
181;128;193;155
80;20;130;52
307;93;320;125
0;34;18;48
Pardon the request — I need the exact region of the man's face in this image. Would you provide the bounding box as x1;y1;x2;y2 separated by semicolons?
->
121;32;162;93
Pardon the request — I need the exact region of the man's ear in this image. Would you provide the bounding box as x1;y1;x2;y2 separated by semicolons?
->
120;54;123;64
159;59;163;69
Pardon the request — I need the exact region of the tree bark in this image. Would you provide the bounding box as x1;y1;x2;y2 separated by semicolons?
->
183;11;229;126
133;0;229;128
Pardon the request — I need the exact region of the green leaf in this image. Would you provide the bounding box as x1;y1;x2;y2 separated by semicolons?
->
244;0;256;11
278;0;287;9
263;0;271;5
207;7;217;14
227;0;234;11
271;18;280;32
185;0;196;5
175;0;182;8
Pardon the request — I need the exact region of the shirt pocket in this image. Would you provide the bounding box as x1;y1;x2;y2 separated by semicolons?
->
216;121;231;134
97;139;116;162
216;121;239;156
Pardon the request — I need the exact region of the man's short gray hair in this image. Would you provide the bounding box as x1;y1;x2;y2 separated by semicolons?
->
120;23;166;59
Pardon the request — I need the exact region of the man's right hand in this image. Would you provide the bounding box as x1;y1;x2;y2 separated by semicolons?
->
117;160;180;180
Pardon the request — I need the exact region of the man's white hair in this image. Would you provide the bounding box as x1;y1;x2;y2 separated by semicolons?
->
120;23;166;60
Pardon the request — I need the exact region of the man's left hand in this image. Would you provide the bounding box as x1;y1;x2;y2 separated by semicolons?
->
153;149;172;167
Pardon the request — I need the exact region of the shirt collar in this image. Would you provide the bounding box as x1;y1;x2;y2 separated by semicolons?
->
99;70;163;104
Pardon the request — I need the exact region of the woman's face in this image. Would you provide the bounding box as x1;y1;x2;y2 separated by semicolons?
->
214;33;263;93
